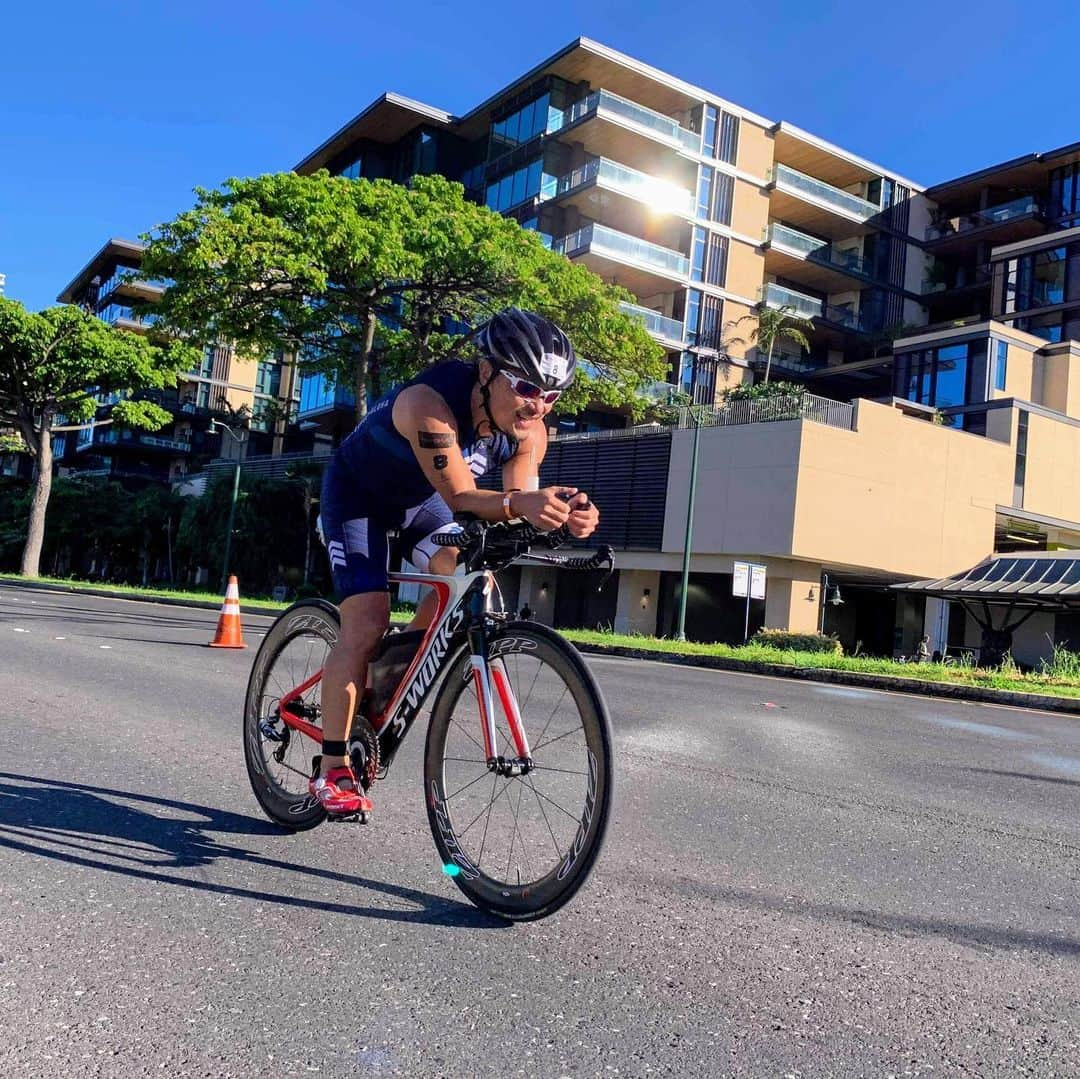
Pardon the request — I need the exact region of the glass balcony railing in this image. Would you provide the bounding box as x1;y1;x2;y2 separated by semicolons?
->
764;283;871;332
619;301;686;342
554;223;690;279
768;223;874;279
764;282;823;320
548;90;701;153
541;158;693;216
772;164;880;221
925;196;1041;242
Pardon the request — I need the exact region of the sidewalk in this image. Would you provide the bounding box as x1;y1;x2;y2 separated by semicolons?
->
3;575;1077;716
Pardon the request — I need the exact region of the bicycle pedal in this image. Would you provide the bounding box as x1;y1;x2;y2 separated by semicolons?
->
326;810;371;825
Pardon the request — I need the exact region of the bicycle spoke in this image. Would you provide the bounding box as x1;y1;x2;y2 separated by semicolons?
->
530;683;571;752
532;724;585;754
475;773;504;870
446;768;495;803
524;774;563;859
527;782;585;824
457;779;513;838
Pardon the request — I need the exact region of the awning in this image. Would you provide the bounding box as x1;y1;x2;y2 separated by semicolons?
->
893;552;1080;611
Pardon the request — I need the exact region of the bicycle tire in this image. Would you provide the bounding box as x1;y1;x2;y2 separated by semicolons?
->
243;599;340;830
424;621;614;921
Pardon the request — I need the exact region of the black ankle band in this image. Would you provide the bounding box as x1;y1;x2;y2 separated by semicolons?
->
322;740;348;757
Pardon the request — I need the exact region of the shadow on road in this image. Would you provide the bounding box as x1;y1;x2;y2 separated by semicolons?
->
968;767;1080;789
0;771;506;930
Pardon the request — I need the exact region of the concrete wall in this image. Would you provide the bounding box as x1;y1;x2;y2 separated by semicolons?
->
661;399;1018;582
791;400;1014;579
736;123;774;181
614;568;661;635
726;239;765;302
1021;411;1080;522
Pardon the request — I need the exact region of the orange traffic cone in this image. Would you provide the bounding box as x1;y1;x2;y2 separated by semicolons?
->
208;575;246;649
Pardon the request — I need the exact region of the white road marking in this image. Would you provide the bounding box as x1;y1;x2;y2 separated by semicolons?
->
54;636;66;640
13;627;27;633
100;645;112;650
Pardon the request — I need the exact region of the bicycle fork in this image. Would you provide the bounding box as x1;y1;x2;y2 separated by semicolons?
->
468;616;533;778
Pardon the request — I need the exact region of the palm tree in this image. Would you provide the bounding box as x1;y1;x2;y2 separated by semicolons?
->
739;304;813;386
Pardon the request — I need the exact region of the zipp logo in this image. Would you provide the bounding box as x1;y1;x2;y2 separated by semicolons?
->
286;614;338;644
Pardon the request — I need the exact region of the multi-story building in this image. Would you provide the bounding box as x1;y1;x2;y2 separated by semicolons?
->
286;37;1080;663
55;239;304;485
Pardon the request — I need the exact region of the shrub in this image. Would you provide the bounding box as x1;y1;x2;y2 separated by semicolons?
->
750;628;843;654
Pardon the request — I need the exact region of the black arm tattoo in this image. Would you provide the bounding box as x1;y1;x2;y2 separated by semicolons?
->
418;430;455;449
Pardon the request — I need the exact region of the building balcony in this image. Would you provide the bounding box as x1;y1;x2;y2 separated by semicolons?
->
925;196;1045;254
763;282;870;335
80;428;194;455
541;157;693;225
764;222;877;292
554;222;689;296
619;301;686;348
544;89;700;181
769;163;881;239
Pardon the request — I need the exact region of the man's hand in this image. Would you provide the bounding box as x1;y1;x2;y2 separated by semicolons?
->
566;491;599;539
512;487;578;532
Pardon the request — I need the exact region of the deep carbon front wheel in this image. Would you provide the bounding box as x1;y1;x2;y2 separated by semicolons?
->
243;599;340;830
424;621;614;921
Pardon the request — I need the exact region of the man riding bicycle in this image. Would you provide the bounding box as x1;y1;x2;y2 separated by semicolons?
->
314;308;600;818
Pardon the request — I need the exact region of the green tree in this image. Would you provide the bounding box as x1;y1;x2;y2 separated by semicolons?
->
737;304;813;386
141;171;665;424
0;297;196;577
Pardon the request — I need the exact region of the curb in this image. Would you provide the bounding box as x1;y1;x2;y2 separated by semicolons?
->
571;641;1080;717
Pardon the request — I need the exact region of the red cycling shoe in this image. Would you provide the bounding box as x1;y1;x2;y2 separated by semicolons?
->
309;765;374;820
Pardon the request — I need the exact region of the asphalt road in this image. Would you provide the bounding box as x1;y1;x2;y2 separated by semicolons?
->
0;584;1078;1077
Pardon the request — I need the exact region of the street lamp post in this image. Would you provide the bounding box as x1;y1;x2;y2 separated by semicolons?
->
675;405;703;642
210;418;249;592
818;573;844;634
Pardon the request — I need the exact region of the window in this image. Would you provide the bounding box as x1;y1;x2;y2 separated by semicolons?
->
696;166;713;220
340;156;363;180
490;93;550;154
697;295;725;352
705;234;728;286
255;358;281;397
933;344;969;409
685;290;702;347
1002;246;1069;313
993;339;1008;392
711;173;734;225
718;112;739;165
1014;412;1029;507
702;105;738;165
485;158;544;212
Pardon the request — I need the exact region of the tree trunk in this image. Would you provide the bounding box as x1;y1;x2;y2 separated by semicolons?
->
353;310;377;426
763;340;775;386
20;416;54;578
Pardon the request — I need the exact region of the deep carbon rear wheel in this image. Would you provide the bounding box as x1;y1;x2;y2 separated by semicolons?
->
243;599;340;830
424;621;614;921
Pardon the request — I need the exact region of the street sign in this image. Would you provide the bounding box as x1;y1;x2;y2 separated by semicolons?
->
732;561;750;597
733;561;766;641
750;563;766;600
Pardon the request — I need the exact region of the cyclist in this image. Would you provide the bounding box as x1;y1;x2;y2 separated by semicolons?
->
313;308;600;817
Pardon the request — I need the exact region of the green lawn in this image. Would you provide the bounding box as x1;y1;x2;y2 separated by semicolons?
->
563;628;1080;702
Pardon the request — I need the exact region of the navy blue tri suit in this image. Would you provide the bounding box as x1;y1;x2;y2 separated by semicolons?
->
319;361;517;598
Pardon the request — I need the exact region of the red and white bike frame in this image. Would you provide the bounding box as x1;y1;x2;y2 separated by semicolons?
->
278;568;532;765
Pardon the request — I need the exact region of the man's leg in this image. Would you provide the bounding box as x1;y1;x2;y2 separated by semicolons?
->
318;590;390;776
407;547;458;631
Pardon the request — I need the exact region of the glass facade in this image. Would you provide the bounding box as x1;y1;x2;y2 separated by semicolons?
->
1048;163;1080;227
340;155;363;180
486;159;545;212
690;228;727;286
894;339;990;416
491;93;555;155
993;338;1008;391
255;357;282;396
697;166;734;226
702;105;739;165
1003;246;1068;313
299;371;356;416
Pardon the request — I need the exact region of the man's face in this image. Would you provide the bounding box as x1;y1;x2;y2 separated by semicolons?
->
482;361;555;438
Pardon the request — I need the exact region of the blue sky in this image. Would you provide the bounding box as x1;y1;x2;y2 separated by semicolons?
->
3;0;1077;312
